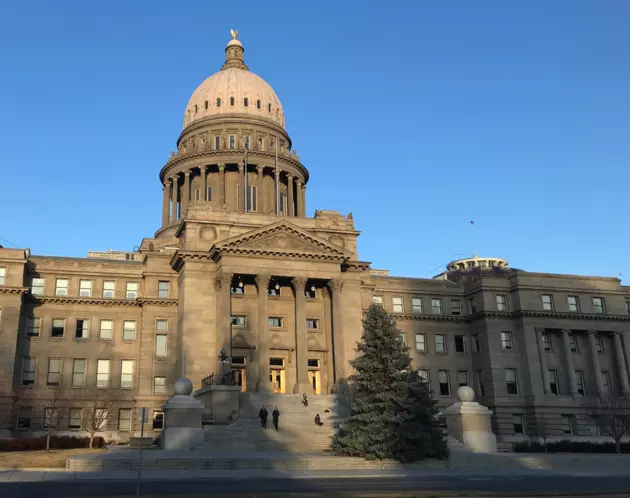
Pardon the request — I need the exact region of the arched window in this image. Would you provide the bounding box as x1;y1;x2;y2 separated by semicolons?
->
216;98;221;108
230;96;235;106
268;103;272;113
195;104;198;113
256;100;261;109
204;100;208;110
244;97;249;107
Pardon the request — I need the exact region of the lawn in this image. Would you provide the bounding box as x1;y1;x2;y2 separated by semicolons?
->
0;448;106;468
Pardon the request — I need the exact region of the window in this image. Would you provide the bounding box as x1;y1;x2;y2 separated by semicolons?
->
438;370;450;396
158;281;169;299
232;356;246;366
279;192;287;214
79;279;92;297
602;371;611;394
231;315;246;326
69;408;82;430
156;335;167;358
501;331;513;350
454;335;466;353
229;135;235;149
31;277;44;296
415;333;427;352
468;297;477;313
206;186;212;201
457;370;469;387
97;359;110;388
575;370;585;396
94;409;108;431
412;297;423;313
243;97;249;107
244;135;250;150
567;295;580;312
569;333;579;353
513;414;525;434
256;99;261;109
27;317;41;337
399;332;408;347
123;321;136;341
541;294;554;311
472;334;481;353
596;334;604;354
505;368;519;395
268;317;283;328
118;409;132;431
305;287;316;298
269;358;284;367
306;319;319;330
372;295;383;306
450;299;461;316
17;407;31;429
229;96;235;106
543;332;552;352
418;369;430;383
194;104;198;113
0;267;5;285
215;136;220;149
268;103;272;112
121;360;134;389
156;319;168;332
549;369;559;395
392;296;403;313
592;297;605;314
204;100;208;110
99;320;113;340
231;282;244;294
55;278;69;296
627;301;630;315
51;318;65;338
435;334;447;353
21;358;36;386
126;282;139;299
495;294;508;311
560;415;573;435
431;298;443;315
72;359;86;387
475;369;485;396
153;411;164;430
154;376;166;395
75;319;89;339
247;185;257;211
216;97;221;107
47;358;61;387
103;280;115;298
43;408;58;429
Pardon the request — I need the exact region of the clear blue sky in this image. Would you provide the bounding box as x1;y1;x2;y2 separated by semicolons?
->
1;1;629;281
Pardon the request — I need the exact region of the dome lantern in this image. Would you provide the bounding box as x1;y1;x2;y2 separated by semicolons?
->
221;29;248;71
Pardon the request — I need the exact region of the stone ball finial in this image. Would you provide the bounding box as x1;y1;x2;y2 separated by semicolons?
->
457;385;475;403
174;377;193;396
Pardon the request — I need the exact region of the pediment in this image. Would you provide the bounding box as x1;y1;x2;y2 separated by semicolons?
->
211;221;351;261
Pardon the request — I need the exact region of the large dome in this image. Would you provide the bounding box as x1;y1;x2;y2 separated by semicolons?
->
183;36;285;129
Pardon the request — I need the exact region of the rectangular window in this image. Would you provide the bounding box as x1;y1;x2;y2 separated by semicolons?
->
541;294;554;311
75;319;89;339
602;371;611;394
47;358;61;387
244;135;250;150
513;414;525;434
431;298;443;315
468;297;477;313
51;318;65;338
269;358;284;367
399;332;407;347
156;319;168;332
496;294;508;311
102;280;115;298
247;185;257;211
27;317;41;337
592;297;605;314
97;359;110;388
158;281;169;299
438;370;450;396
435;334;447;353
392;296;404;313
231;315;246;326
412;297;423;313
567;295;580;312
55;278;69;296
206;186;212;201
215;136;220;150
268;317;283;328
475;369;485;396
118;409;132;431
280;193;287;215
229;135;235;149
543;332;552;352
472;334;481;353
69;408;82;430
575;370;585;396
501;331;513;350
43;408;58;429
156;335;167;358
31;277;44;296
596;335;604;354
0;267;5;285
153;411;164;430
306;318;319;330
154;376;166;395
72;359;86;387
123;321;136;341
569;333;579;353
17;407;31;429
549;369;559;395
95;409;108;431
457;370;469;387
560;414;573;435
126;282;139;299
415;333;427;352
418;369;430;383
372;295;383;306
450;299;461;316
505;368;519;395
194;188;200;202
21;357;36;386
454;335;466;353
79;279;92;297
99;320;113;340
121;360;134;389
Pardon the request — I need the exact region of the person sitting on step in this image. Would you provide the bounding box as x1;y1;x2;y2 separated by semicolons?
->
314;413;323;427
302;393;309;407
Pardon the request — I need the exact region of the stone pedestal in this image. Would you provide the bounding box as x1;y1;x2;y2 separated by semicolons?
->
161;378;204;451
194;384;241;425
442;386;497;453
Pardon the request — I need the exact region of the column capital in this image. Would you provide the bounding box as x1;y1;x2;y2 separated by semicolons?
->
184;169;191;177
200;164;207;172
165;177;173;185
330;279;344;295
238;162;244;171
561;328;571;335
292;277;308;290
218;163;225;171
587;330;598;336
614;330;623;337
171;175;179;183
296;178;303;187
215;273;233;291
255;274;272;288
287;173;294;180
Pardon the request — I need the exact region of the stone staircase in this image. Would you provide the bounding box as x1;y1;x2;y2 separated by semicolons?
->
203;393;345;453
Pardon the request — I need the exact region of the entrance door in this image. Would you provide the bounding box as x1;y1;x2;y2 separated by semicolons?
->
308;370;321;395
269;369;285;393
231;368;246;392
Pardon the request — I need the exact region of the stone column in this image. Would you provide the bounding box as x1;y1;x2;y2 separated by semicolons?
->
217;274;233;367
200;165;207;201
292;277;311;393
218;164;226;206
287;174;295;217
561;329;577;395
613;332;630;395
275;169;280;215
330;279;346;386
535;328;550;395
162;179;171;226
256;274;272;392
171;175;179;222
296;179;303;217
182;170;191;215
301;184;306;217
254;165;261;213
587;330;605;396
238;162;245;212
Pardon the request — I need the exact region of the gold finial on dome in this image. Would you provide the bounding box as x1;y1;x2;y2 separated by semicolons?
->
230;29;238;40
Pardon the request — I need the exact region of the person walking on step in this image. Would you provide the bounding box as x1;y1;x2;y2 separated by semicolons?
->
259;406;268;429
272;407;280;431
314;413;323;427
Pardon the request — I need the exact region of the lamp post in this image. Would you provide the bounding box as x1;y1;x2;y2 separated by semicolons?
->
218;348;230;384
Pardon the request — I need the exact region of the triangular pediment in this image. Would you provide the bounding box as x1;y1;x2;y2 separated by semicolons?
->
211;221;351;261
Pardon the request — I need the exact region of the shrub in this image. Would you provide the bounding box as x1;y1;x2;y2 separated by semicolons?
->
0;435;105;452
513;440;630;454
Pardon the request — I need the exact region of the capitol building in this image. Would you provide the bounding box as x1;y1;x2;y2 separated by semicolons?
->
0;33;629;446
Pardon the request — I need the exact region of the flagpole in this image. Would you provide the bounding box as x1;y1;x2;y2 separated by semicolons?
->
471;220;476;257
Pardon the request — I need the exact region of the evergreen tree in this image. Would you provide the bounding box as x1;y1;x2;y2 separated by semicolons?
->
332;304;447;462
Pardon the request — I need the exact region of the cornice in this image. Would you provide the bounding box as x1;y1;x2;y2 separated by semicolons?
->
170;251;214;272
393;313;465;323
211;247;347;263
342;261;371;273
27;295;178;307
178;114;290;144
0;286;29;295
389;309;630;323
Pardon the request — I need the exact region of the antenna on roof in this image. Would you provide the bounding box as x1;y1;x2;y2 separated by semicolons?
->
470;220;477;258
0;237;19;248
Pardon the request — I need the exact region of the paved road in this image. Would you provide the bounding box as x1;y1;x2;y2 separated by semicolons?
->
2;473;630;497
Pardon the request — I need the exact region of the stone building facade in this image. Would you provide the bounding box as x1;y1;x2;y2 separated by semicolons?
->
0;34;629;444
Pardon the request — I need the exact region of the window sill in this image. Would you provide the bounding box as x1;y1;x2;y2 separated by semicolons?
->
71;386;85;389
51;337;65;340
26;336;40;340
